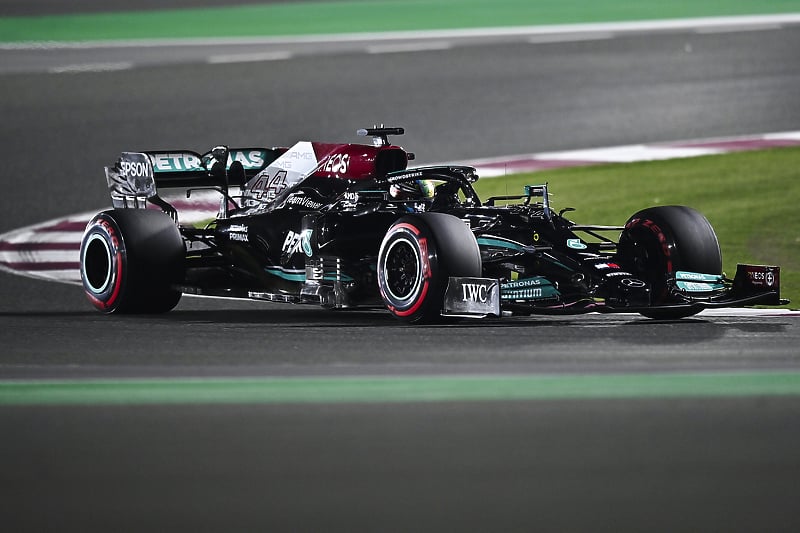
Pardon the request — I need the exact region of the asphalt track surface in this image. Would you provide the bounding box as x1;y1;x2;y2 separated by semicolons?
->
2;23;800;532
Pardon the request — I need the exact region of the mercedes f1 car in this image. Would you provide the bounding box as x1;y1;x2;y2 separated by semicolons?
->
79;127;787;322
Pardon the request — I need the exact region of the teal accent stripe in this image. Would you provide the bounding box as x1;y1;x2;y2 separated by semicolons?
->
1;372;800;406
264;267;305;282
676;281;726;292
675;271;724;283
323;275;354;282
477;237;525;251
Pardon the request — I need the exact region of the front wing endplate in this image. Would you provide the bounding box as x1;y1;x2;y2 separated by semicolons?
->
442;277;501;318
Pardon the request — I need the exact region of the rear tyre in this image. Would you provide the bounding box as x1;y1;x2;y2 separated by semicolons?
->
377;213;481;323
80;209;184;314
617;205;722;319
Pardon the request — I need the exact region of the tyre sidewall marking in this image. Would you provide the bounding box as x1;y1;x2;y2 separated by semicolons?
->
624;215;675;303
81;232;112;294
81;216;125;311
378;222;432;317
382;236;423;304
637;218;673;273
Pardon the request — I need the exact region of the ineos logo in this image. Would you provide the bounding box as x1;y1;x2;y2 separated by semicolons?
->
323;153;350;174
620;278;646;288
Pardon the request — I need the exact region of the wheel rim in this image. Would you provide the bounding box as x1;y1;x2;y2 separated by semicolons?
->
82;233;113;294
383;237;422;302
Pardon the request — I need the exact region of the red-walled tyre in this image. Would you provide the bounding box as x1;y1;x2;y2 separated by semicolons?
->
80;209;184;314
377;213;481;324
617;205;722;319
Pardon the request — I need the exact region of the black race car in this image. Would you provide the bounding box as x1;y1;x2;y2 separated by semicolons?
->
79;127;786;323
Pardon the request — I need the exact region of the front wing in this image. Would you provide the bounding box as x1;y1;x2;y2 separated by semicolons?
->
439;264;786;318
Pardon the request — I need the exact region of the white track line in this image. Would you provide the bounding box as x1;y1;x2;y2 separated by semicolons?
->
527;32;615;44
764;131;800;141
4;14;800;50
700;308;800;317
207;51;293;64
532;145;723;163
0;250;78;263
695;23;784;34
458;130;800;177
48;62;133;73
366;41;451;54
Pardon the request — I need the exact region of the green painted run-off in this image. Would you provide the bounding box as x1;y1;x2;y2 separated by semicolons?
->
1;0;800;42
2;372;800;406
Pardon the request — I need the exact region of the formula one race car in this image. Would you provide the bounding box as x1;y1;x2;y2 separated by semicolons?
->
79;127;787;322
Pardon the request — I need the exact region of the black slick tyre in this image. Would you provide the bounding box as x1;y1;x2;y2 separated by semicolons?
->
80;209;185;314
617;205;722;319
377;213;481;324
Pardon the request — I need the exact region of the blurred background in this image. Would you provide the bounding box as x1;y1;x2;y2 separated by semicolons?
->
2;2;799;531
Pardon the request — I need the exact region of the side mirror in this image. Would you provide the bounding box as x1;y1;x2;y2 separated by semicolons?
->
210;145;228;165
208;145;230;217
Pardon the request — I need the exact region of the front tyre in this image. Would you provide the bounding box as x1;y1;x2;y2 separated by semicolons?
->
377;213;481;323
80;209;184;314
617;205;722;320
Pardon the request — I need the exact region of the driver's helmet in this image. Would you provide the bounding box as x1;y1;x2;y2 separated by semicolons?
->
389;179;435;200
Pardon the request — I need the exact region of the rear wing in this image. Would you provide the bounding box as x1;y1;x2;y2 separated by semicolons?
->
105;147;281;209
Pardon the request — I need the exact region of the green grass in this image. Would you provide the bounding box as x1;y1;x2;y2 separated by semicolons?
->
472;147;800;308
3;372;800;405
1;0;799;42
